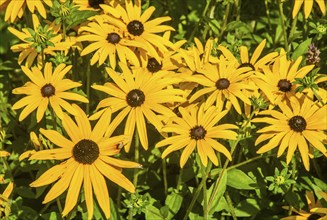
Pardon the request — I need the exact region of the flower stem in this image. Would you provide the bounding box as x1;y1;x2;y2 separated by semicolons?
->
182;162;212;220
202;162;209;220
278;0;289;53
219;1;231;40
86;60;91;115
225;191;237;220
162;158;168;195
128;131;140;220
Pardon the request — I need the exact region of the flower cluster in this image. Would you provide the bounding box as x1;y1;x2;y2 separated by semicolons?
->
0;0;326;219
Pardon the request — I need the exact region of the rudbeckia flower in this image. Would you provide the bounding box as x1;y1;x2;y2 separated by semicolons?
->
156;104;238;167
8;15;72;67
28;105;140;220
187;57;256;114
101;0;174;61
252;97;327;171
218;39;278;72
12;62;88;122
3;0;52;23
252;49;315;105
292;0;326;18
281;191;327;220
91;64;186;152
78;15;142;68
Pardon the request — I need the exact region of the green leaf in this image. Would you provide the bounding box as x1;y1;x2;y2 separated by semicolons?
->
110;198;120;220
165;190;183;219
66;10;98;30
227;168;256;190
208;169;227;215
291;38;312;60
145;205;165;220
41;212;60;220
15;186;36;199
233;198;261;217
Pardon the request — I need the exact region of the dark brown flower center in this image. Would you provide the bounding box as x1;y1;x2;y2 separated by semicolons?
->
278;79;292;92
88;0;104;8
147;58;162;73
238;62;255;71
216;78;230;90
126;89;145;107
288;116;307;132
41;84;56;97
72;139;99;164
127;20;144;36
190;125;207;140
107;33;121;44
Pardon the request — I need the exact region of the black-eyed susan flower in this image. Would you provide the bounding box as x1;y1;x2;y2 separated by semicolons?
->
12;62;88;122
252;97;327;171
101;0;174;61
91;64;186;152
0;182;13;218
156;104;238;167
78;15;141;68
252;49;315;105
188;57;255;114
218;39;278;72
8;15;72;67
3;0;52;23
281;191;327;220
292;0;326;19
28;105;140;220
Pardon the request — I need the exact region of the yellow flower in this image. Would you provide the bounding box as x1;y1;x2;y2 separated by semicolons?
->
252;49;315;105
281;191;327;220
0;182;14;217
91;64;186;152
156;103;238;167
3;0;52;23
252;97;327;171
28;105;140;220
8;14;72;67
12;62;88;122
292;0;326;19
78;15;141;68
188;57;256;114
101;0;174;61
218;39;278;72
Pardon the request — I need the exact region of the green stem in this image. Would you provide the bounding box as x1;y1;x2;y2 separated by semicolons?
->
128;131;140;220
187;0;213;42
225;191;237;220
264;0;272;30
288;15;298;43
287;157;297;216
202;162;209;220
182;163;212;220
162;158;168;195
50;107;57;131
226;154;276;171
219;1;231;41
176;165;183;191
278;0;289;53
311;87;325;106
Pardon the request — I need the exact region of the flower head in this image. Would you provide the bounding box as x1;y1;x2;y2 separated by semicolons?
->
101;0;174;61
28;105;140;219
253;97;327;171
156;104;238;167
91;64;186;151
12;62;88;122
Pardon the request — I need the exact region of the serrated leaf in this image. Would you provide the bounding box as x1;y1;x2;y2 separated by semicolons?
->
165;190;183;219
291;38;312;60
227;168;256;190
